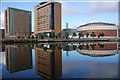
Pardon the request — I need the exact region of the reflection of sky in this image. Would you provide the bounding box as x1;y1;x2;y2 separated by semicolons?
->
62;50;119;78
62;60;118;78
1;52;6;65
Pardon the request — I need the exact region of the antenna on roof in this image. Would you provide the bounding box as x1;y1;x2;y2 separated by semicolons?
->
66;22;68;29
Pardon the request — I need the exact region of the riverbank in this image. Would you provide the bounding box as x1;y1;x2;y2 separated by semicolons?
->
1;38;119;44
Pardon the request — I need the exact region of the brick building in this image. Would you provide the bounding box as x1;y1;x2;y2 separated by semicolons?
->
5;7;31;39
34;1;61;37
77;22;119;38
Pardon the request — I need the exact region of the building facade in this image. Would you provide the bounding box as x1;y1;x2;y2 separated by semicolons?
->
0;29;5;39
77;22;119;38
5;7;31;39
34;2;61;37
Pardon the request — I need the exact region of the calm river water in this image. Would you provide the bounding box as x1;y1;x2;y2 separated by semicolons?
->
1;42;120;79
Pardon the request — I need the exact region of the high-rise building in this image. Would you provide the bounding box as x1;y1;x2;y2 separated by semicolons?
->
5;7;31;39
34;2;61;37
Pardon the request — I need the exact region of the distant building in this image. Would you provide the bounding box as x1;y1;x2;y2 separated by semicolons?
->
0;29;5;39
34;2;61;37
5;45;32;73
5;7;31;39
77;22;119;38
62;28;77;39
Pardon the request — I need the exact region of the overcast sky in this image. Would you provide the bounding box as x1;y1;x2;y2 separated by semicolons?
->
0;0;119;32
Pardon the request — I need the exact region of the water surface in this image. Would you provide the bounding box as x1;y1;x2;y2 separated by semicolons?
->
1;42;120;79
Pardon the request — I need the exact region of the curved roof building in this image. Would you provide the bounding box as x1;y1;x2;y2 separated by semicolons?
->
77;22;119;38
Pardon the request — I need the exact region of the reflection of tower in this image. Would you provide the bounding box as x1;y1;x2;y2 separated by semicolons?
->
5;45;32;73
66;51;69;56
35;44;62;79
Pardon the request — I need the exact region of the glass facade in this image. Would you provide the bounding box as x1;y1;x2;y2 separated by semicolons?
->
10;9;15;35
50;4;54;30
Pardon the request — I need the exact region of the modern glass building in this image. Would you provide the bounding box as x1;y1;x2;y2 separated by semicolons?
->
34;2;61;37
5;7;31;39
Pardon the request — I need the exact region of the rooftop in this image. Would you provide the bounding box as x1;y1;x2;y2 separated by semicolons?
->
7;7;31;12
79;22;117;27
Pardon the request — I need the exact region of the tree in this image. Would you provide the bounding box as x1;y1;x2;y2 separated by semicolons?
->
51;32;55;38
91;44;96;50
98;32;104;38
78;32;83;39
43;32;48;38
32;36;34;39
86;44;89;49
17;36;20;39
78;45;83;50
65;32;69;39
55;35;57;39
100;33;104;37
99;44;104;48
57;32;61;38
72;32;77;39
91;32;96;38
86;32;89;38
36;36;38;39
28;36;31;39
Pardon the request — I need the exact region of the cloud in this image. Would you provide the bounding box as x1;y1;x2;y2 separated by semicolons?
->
87;2;118;15
62;2;82;15
0;13;5;29
62;2;118;15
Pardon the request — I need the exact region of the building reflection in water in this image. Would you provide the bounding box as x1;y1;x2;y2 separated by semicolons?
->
5;44;32;73
77;43;118;57
35;44;62;79
0;44;5;52
63;43;78;57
